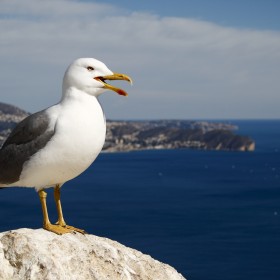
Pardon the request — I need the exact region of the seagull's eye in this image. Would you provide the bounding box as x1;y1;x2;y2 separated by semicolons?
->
87;66;94;71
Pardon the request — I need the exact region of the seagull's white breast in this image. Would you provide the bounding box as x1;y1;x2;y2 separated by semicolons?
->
19;89;106;189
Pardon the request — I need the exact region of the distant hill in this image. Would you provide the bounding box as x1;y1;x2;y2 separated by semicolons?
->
0;102;29;145
105;120;255;152
0;102;29;116
0;102;255;152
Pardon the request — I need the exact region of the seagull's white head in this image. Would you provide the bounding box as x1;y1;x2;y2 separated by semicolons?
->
62;58;132;97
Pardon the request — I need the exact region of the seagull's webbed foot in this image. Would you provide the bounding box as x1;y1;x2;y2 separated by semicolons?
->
64;225;87;234
55;220;87;234
44;222;73;235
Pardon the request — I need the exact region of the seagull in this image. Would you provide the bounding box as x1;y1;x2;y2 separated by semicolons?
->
0;58;132;235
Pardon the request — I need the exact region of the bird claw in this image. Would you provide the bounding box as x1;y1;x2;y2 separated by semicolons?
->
43;223;73;235
63;225;87;235
54;221;87;234
44;223;87;235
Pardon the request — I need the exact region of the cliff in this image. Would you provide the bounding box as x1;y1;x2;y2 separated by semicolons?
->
0;102;255;152
0;228;186;280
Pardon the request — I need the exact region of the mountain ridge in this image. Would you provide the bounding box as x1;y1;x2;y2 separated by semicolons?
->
0;102;255;152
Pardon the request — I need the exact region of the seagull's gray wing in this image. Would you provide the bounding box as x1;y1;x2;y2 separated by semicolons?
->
0;110;55;185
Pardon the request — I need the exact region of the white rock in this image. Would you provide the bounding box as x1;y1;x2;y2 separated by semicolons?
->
0;228;186;280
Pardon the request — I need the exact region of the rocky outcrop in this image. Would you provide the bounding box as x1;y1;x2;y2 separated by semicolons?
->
0;228;186;280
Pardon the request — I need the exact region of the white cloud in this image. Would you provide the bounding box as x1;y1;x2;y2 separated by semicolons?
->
0;0;280;119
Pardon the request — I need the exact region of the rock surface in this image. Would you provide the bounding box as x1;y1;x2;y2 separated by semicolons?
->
0;228;186;280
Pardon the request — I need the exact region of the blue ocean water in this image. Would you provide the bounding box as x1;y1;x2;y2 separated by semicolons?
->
0;120;279;280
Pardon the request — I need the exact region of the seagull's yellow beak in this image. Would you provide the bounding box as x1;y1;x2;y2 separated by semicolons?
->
94;73;133;96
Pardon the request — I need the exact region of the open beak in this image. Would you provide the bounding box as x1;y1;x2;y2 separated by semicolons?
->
94;73;133;96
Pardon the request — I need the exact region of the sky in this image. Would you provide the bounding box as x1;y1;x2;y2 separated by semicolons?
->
0;0;280;120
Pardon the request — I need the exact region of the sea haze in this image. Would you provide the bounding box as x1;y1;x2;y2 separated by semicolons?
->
0;120;279;280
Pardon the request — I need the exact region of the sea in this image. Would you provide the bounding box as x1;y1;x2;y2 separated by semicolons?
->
0;120;279;280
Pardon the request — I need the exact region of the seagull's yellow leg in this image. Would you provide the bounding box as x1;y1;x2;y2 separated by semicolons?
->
53;185;66;227
38;189;72;235
54;184;86;234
